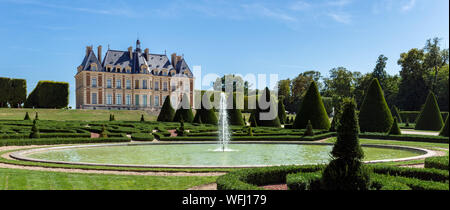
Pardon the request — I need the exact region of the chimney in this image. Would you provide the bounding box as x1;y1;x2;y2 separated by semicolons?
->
86;46;93;56
97;45;102;63
171;53;178;67
128;46;133;59
144;48;149;61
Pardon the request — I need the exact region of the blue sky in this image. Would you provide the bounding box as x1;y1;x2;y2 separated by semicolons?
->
0;0;448;108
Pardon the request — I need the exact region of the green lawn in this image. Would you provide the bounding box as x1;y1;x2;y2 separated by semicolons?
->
0;167;217;190
0;108;156;121
324;137;449;150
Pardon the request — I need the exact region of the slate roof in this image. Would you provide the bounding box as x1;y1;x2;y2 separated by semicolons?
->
79;41;193;78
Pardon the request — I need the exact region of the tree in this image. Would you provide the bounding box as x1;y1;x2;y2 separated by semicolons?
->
391;106;402;123
293;81;330;130
8;79;27;108
35;112;39;120
157;96;175;122
388;117;402;135
440;115;449;137
423;37;448;93
397;48;429;110
288;71;322;113
415;92;444;131
173;94;194;123
228;94;245;126
254;87;281;127
359;78;393;133
0;77;11;107
24;81;69;108
278;98;287;124
24;112;30;120
372;55;388;86
140;114;145;122
277;79;291;108
195;92;218;125
322;67;354;98
322;98;370;190
249;111;257;127
29;120;40;139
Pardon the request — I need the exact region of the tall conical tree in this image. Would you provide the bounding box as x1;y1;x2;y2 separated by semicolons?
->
35;112;39;120
415;92;444;131
439;115;448;137
228;94;244;126
278;98;287;124
322;98;370;190
388;117;401;135
249;110;257;127
140;114;145;122
391;106;402;123
173;94;194;123
158;96;176;122
195;93;218;125
29;119;40;138
254;87;281;127
100;124;108;138
293;81;330;129
24;112;30;120
359;78;393;133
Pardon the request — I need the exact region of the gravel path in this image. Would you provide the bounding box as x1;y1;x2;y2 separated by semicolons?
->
187;183;217;190
401;129;439;136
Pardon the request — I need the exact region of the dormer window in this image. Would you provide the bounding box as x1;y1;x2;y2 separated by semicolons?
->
91;64;97;71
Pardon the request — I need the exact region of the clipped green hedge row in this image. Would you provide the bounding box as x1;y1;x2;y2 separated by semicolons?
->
424;156;449;170
160;132;335;141
286;172;322;190
0;137;130;146
131;133;154;141
371;174;448;190
360;133;449;143
369;165;448;182
24;80;69;108
0;132;91;139
399;111;448;124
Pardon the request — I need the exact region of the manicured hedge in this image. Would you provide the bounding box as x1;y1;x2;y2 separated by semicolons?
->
415;92;444;131
359;132;449;143
399;111;448;124
293;81;330;130
157;96;175;122
286;172;322;190
131;133;154;141
370;165;449;182
0;136;130;146
0;133;91;139
8;79;27;108
371;174;448;190
424;156;449;170
24;81;69;108
160;132;335;141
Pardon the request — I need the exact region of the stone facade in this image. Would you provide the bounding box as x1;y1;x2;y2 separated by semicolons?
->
75;40;194;110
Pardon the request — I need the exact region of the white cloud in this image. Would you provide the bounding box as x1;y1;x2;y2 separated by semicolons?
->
401;0;416;12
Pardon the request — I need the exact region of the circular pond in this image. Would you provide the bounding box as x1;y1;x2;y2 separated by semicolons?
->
13;143;427;168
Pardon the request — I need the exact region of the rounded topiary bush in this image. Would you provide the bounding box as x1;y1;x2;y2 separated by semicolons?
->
322;98;370;190
157;96;175;122
439;115;449;137
358;78;393;133
415;92;444;131
293;81;330;130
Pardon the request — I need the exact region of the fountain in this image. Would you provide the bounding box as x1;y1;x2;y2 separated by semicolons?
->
217;92;231;152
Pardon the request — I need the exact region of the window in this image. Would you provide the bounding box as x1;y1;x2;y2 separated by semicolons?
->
107;94;112;105
126;80;131;89
155;81;159;91
143;95;147;107
92;93;97;104
91;64;97;71
149;95;152;106
116;80;122;89
116;94;122;105
92;78;97;88
163;82;168;91
155;95;159;106
107;79;112;88
135;80;139;89
135;95;140;106
143;80;147;89
126;94;131;105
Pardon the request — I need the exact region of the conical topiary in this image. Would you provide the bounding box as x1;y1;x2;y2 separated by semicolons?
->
358;78;393;133
248;127;253;136
405;117;410;127
140;114;145;122
293;81;330;129
24;112;30;120
100;125;108;138
388;117;401;135
35;112;39;120
322;98;370;190
243;116;247;124
228;94;244;126
392;106;402;123
439;115;448;137
254;87;281;127
278;99;287;124
304;120;314;136
157;96;175;122
29;119;40;138
173;94;194;123
415;92;444;131
249;111;257;127
195;92;218;125
193;111;202;123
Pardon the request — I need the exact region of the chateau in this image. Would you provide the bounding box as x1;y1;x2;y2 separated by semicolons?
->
75;40;194;110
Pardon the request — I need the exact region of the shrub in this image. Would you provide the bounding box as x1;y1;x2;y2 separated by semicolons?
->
24;81;69;108
131;133;154;141
322;98;370;190
249;111;257;127
415;92;444;131
173;94;194;123
248;127;253;136
35;112;39;120
24;112;30;120
424;156;449;170
293;81;330;130
359;133;448;143
388;117;401;135
359;78;393;133
253;87;281;127
278;99;287;124
100;125;108;138
405;117;410;127
0;77;10;107
371;165;448;182
29;120;40;139
195;93;218;125
439;115;448;137
286;172;322;190
0;137;130;146
140;114;145;122
304;120;314;136
157;96;175;122
228;95;244;126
